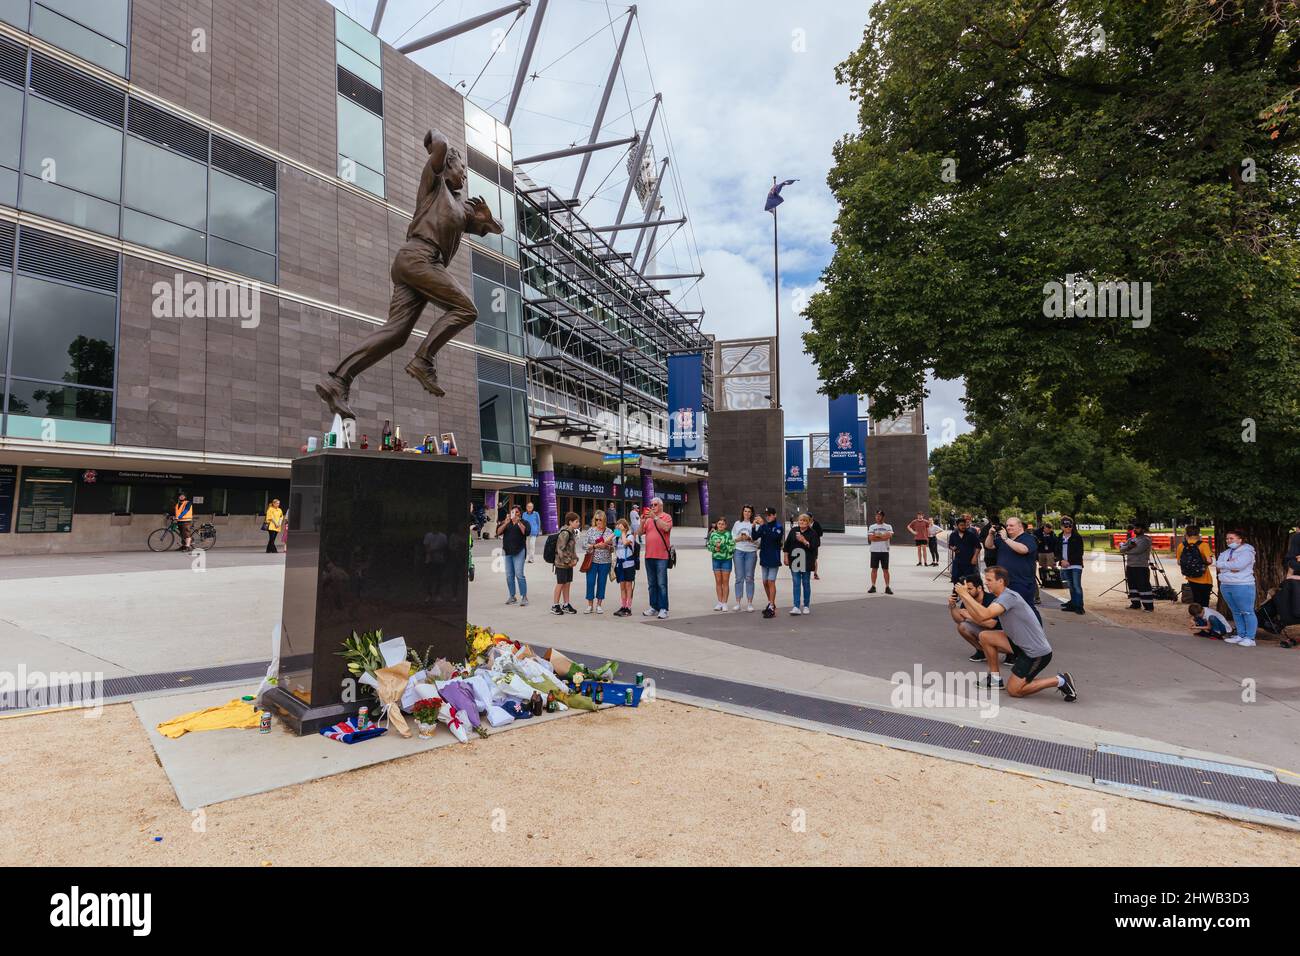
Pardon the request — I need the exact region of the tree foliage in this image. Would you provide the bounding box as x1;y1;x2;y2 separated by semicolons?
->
806;0;1300;585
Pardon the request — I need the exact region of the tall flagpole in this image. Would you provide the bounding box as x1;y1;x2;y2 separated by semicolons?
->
772;175;781;408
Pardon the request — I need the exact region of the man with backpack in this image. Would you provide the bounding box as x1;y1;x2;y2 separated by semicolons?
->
547;512;580;615
1176;526;1214;608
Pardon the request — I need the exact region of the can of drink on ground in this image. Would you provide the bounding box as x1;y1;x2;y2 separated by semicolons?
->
357;705;369;730
259;710;271;733
624;688;633;706
635;672;644;686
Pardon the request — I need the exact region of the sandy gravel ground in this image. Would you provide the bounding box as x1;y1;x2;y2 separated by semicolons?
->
2;699;1296;866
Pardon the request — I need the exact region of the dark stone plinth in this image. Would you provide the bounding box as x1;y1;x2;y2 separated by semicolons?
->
807;468;845;533
706;407;785;523
260;448;471;734
865;434;929;544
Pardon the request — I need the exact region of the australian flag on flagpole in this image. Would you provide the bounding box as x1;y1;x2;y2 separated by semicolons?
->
765;178;797;213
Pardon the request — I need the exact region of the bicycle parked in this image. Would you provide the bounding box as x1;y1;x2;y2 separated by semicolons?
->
148;515;217;552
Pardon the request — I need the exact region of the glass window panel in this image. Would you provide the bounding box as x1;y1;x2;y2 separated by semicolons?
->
39;0;129;43
479;441;513;466
511;391;527;443
0;0;29;29
5;412;111;443
472;275;506;329
336;95;384;175
464;99;494;136
7;379;112;422
124;136;207;229
23;97;123;201
465;125;494;158
122;208;207;261
11;275;116;387
209;169;275;253
338;154;384;196
0;83;21;171
494;121;510;150
0;271;10;371
478;381;512;444
336;41;381;89
208;236;276;284
20;175;120;235
474;323;508;354
505;290;522;335
31;5;127;76
335;9;381;67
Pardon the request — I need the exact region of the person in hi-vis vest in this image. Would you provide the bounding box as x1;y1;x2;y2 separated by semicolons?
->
174;493;194;551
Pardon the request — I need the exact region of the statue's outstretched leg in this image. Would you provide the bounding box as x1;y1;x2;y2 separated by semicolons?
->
402;257;478;399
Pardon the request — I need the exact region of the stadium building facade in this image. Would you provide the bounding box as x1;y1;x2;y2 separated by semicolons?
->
0;0;708;552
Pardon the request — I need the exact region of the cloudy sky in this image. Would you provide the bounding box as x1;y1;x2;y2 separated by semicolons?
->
328;0;971;451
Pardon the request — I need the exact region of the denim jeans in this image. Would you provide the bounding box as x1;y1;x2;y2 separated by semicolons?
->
585;564;609;602
791;570;811;608
645;557;669;611
1220;583;1257;639
505;549;527;598
733;550;757;600
1061;567;1083;609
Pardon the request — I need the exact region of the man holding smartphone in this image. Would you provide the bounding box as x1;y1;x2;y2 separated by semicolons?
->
639;496;674;620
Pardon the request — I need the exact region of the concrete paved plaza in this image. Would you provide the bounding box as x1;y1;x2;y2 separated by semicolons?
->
0;529;1296;776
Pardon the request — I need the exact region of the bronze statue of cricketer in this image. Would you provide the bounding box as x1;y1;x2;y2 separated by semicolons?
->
316;129;504;420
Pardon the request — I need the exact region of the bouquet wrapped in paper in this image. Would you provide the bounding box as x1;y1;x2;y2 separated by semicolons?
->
440;702;470;743
374;661;412;738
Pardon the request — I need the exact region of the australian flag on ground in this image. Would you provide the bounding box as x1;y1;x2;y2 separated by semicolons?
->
765;178;798;213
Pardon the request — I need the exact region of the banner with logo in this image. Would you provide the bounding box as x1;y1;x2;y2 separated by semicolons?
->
846;420;868;486
667;353;704;461
784;438;805;491
827;394;863;475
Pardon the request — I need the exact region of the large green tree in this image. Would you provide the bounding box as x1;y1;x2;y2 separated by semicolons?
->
806;0;1300;591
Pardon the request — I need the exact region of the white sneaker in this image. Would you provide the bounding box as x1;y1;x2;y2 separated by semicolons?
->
731;603;741;611
657;609;668;620
595;605;604;614
642;609;657;617
714;602;725;611
1224;635;1244;644
801;606;810;615
583;606;592;615
746;604;754;612
520;597;529;607
1234;639;1256;647
790;606;801;616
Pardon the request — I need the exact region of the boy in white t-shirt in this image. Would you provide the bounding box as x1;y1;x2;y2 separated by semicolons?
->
1187;603;1231;639
867;510;894;595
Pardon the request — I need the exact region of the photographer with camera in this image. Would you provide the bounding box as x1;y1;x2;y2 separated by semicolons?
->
1118;524;1154;612
955;569;1078;700
948;575;1014;664
983;516;1040;620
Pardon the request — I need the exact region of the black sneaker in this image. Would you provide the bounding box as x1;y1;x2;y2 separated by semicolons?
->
984;674;1005;689
551;604;563;616
1129;602;1142;610
868;586;877;594
1059;671;1077;702
761;605;775;619
968;649;986;662
563;604;578;614
885;587;894;595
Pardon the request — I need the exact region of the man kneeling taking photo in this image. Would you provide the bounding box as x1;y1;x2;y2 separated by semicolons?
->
954;567;1078;701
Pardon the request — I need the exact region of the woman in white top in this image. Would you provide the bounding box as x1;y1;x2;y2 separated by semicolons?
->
731;504;759;612
1215;530;1257;646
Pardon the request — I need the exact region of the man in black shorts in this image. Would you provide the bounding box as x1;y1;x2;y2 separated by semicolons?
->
954;566;1077;700
867;510;893;594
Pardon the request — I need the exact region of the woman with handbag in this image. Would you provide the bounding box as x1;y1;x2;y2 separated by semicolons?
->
581;511;615;614
264;499;284;553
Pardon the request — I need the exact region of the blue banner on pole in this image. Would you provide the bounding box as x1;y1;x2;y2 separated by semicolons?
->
784;438;805;491
667;353;704;461
845;420;868;486
828;394;863;475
